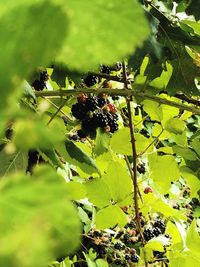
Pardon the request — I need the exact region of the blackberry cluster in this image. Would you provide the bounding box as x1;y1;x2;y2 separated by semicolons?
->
83;228;140;266
143;228;155;241
153;219;166;234
32;70;49;91
143;219;166;241
71;94;119;138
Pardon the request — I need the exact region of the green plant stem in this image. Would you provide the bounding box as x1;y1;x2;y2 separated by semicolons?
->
35;89;200;115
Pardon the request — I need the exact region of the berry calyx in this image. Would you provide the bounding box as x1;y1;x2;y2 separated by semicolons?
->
102;80;112;88
77;93;88;103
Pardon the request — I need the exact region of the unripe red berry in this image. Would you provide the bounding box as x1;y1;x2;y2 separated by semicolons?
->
144;186;153;194
107;103;117;113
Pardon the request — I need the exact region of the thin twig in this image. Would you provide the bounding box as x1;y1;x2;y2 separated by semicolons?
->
35;89;200;115
122;62;145;241
138;129;164;157
42;96;74;122
47;98;68;126
175;93;200;107
124;155;143;203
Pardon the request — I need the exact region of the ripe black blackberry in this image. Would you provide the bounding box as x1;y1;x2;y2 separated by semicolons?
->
125;255;131;262
82;117;97;133
77;129;87;139
71;103;87;120
130;254;140;263
32;79;46;91
100;64;111;74
114;259;123;265
153;227;162;237
112;95;120;100
83;75;98;87
126;221;135;228
140;128;150;138
94;112;108;128
109;120;119;133
153;219;165;234
164;234;172;239
97;97;108;108
137;163;146;174
40;71;49;82
85;96;99;111
123;233;131;243
143;228;155;241
114;242;124;250
69;134;79;141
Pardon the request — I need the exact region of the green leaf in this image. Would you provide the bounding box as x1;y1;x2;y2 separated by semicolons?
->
182;20;200;36
0;149;27;177
148;153;180;192
160;99;180;125
0;165;81;267
102;161;133;204
166;221;183;247
191;138;200;157
141;194;186;220
13;117;65;150
186;220;200;251
57;0;149;71
142;100;162;122
65;140;100;175
96;205;127;229
165;118;186;134
110;128;132;155
84;179;111;208
166;49;200;96
173;145;198;161
0;0;68;110
135;133;154;154
149;61;173;89
145;236;167;252
93;129;110;156
77;207;90;224
65;181;86;200
180;166;200;198
96;259;109;267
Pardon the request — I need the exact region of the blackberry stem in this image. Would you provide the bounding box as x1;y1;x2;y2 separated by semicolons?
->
124;155;143;203
122;61;148;267
122;62;143;238
35;89;200;115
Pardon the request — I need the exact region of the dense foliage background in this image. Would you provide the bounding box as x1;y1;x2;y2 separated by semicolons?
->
0;0;200;266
